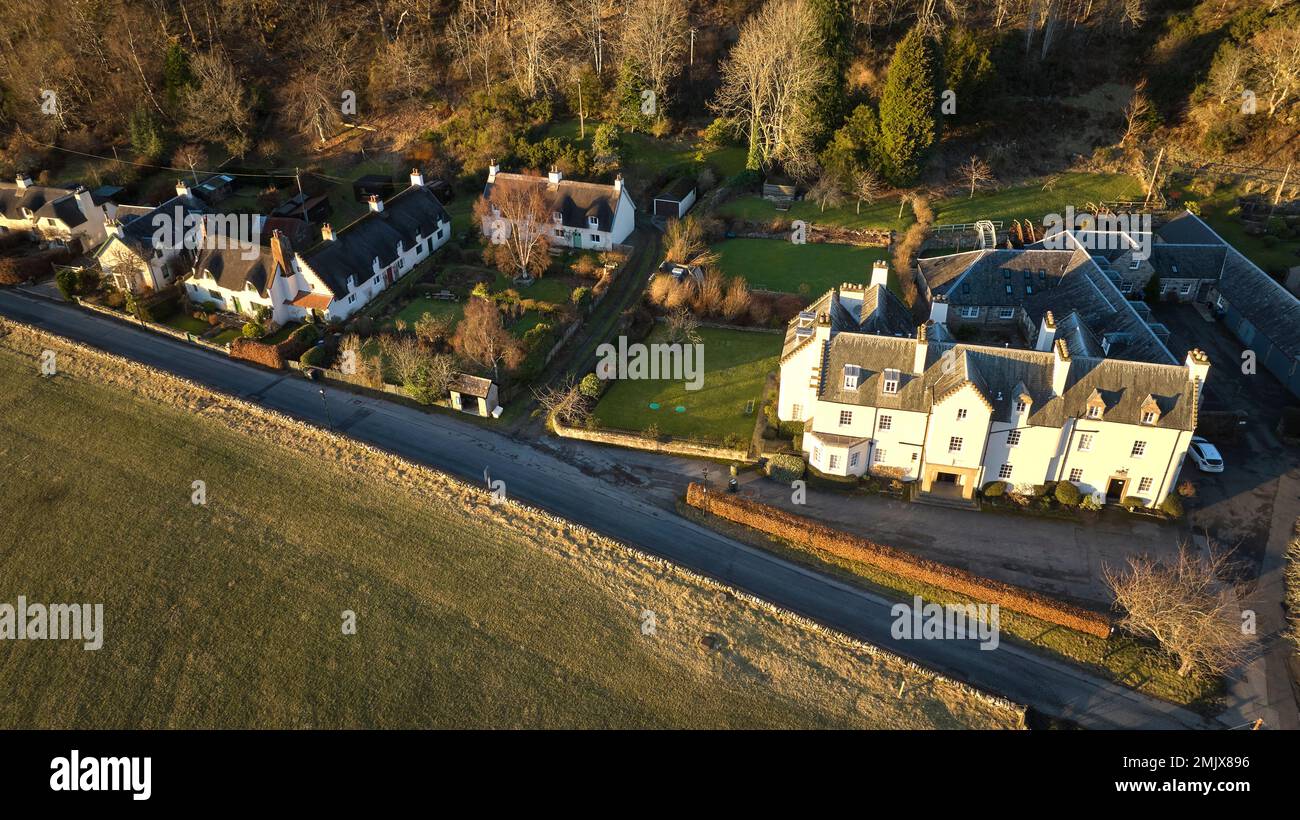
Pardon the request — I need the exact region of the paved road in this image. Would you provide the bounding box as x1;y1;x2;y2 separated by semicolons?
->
0;288;1222;729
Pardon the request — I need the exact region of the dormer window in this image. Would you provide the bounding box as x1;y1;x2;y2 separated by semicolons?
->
882;368;900;395
843;364;860;390
552;211;563;222
1015;400;1027;413
1141;411;1157;425
1087;405;1102;419
587;215;599;227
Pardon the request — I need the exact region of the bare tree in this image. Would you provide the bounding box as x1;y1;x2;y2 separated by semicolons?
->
852;170;884;214
503;0;566;98
957;155;995;199
618;0;688;114
534;376;590;426
565;0;617;75
712;0;829;171
1120;79;1153;146
1251;26;1300;118
476;178;552;281
452;296;524;380
180;50;253;155
665;305;701;343
663;214;712;264
721;276;752;322
1105;544;1256;678
171;144;206;186
808;172;847;212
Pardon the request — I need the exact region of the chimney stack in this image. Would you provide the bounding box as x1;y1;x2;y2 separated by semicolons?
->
1051;338;1072;396
104;217;124;240
928;294;949;325
548;165;562;185
614;173;624;194
175;179;191;198
913;323;929;375
15;173;32;190
870;259;889;289
1185;348;1210;401
321;223;335;242
367;194;384;213
410;168;425;188
1035;310;1057;352
488;161;500;183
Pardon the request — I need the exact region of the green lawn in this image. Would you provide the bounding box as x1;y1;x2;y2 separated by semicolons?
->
593;325;779;444
381;296;464;330
0;340;1019;729
495;272;573;305
716;173;1145;231
159;313;212;335
1193;194;1300;274
712;238;894;296
544;119;745;180
210;328;241;345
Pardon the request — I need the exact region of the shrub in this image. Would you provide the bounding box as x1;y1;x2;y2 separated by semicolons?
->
686;484;1113;638
241;321;262;339
55;267;78;300
571;286;591;310
1159;493;1185;519
1080;495;1102;512
1176;480;1197;498
1054;480;1082;507
579;372;603;399
981;480;1007;497
1120;495;1146;511
765;453;806;484
229;338;285;369
299;344;331;369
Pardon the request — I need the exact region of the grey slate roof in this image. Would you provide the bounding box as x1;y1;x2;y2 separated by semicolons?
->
817;333;1197;431
483;172;624;233
1156;211;1225;245
1217;248;1300;360
1148;244;1226;280
193;244;277;297
780;283;914;360
302;185;450;296
928;248;1077;306
0;182;75;222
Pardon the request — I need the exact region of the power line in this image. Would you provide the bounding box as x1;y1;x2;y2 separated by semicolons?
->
28;140;353;184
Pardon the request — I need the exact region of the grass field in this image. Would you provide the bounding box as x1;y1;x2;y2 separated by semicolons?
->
159;313;212;335
0;328;1020;729
716;173;1145;231
686;502;1222;710
380;297;464;331
544;119;747;180
592;325;780;444
712;239;894;297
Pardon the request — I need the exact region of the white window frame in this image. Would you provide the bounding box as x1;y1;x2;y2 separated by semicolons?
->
1078;433;1094;452
998;463;1013;479
1069;468;1084;483
959;306;980;319
948;436;963;453
1131;440;1147;458
1007;430;1021;447
879;415;893;431
1141;411;1157;425
839;410;853;426
1137;477;1153;494
997;307;1015;320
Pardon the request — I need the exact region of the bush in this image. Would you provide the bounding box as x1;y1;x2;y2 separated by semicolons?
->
579;372;603;399
1176;480;1197;498
1119;495;1146;511
981;480;1007;498
241;321;262;339
1080;495;1102;512
299;344;332;369
1054;480;1082;507
765;453;806;484
570;286;591;310
1159;493;1185;518
55;267;78;300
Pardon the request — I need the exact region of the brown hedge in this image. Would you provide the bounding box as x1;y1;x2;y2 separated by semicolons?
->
686;483;1112;639
229;338;284;369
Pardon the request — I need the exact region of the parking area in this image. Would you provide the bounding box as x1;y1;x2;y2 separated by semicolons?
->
1153;302;1300;563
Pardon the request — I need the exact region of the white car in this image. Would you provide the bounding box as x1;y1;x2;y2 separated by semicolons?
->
1188;436;1224;473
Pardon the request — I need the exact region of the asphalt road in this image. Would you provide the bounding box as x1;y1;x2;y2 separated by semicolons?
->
0;288;1221;729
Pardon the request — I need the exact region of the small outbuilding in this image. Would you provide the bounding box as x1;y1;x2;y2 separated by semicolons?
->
653;178;697;219
449;373;500;418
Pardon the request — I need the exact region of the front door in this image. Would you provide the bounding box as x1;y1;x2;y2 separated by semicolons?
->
1106;478;1127;502
231;296;241;314
571;231;582;250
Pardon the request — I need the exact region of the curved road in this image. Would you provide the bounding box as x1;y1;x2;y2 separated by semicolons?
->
0;289;1219;729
